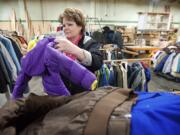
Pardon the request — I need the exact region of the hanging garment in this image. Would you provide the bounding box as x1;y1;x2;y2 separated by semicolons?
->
120;62;128;88
0;42;17;81
12;37;97;99
108;66;115;86
0;51;11;93
131;63;145;91
98;64;110;87
0;64;8;93
112;65;118;87
155;51;168;67
177;58;180;73
171;53;180;78
116;65;123;88
128;62;145;91
162;52;176;74
151;50;162;67
27;37;39;51
15;35;28;45
152;51;167;68
141;62;151;92
6;36;23;62
0;35;21;72
128;64;139;88
154;54;170;73
0;48;15;91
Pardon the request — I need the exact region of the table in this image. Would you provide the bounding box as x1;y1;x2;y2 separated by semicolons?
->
125;46;162;58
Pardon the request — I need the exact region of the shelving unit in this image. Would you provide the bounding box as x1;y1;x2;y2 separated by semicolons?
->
137;12;172;31
136;12;173;46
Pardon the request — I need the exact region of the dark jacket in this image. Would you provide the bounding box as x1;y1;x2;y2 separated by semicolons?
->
79;35;103;72
113;31;123;49
103;30;115;44
0;53;10;93
62;35;103;95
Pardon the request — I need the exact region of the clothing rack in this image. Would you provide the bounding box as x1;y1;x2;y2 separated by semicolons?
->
99;48;139;56
0;31;25;100
97;58;151;91
152;47;180;82
103;58;151;66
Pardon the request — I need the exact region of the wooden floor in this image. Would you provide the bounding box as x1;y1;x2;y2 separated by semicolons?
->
148;70;180;92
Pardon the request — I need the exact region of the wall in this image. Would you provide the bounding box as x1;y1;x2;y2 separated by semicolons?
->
0;0;180;33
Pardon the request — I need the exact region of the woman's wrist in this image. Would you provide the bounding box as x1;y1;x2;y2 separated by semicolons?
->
77;49;92;66
72;47;85;61
68;44;92;66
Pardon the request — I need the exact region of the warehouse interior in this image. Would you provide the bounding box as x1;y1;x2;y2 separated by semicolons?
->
0;0;180;135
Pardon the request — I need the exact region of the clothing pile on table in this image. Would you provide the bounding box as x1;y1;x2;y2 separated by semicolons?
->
0;87;180;135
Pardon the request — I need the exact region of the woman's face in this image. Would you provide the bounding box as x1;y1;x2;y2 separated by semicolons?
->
62;17;82;39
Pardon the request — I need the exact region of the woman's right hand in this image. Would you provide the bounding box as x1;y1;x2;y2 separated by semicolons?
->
21;43;28;55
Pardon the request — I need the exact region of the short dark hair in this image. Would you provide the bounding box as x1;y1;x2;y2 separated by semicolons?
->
103;26;110;32
59;8;86;33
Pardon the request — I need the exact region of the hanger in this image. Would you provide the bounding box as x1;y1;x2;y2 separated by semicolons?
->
163;44;179;54
110;60;116;66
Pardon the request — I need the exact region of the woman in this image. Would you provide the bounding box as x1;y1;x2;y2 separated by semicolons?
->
55;8;102;94
22;8;102;95
55;8;102;72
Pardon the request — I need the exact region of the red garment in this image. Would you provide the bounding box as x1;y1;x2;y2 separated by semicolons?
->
65;34;82;60
140;62;149;69
16;35;28;45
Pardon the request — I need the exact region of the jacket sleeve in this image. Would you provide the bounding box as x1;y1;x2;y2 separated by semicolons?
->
12;71;31;99
82;39;103;72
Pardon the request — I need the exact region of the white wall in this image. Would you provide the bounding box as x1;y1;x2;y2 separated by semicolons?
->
0;0;180;26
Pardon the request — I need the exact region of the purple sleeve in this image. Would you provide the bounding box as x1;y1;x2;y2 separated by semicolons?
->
12;71;31;99
42;70;70;96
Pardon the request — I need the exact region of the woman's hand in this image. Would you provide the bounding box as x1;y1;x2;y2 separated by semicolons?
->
54;37;76;54
54;37;85;61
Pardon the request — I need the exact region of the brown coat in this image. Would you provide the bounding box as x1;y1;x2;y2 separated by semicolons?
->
0;87;136;135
